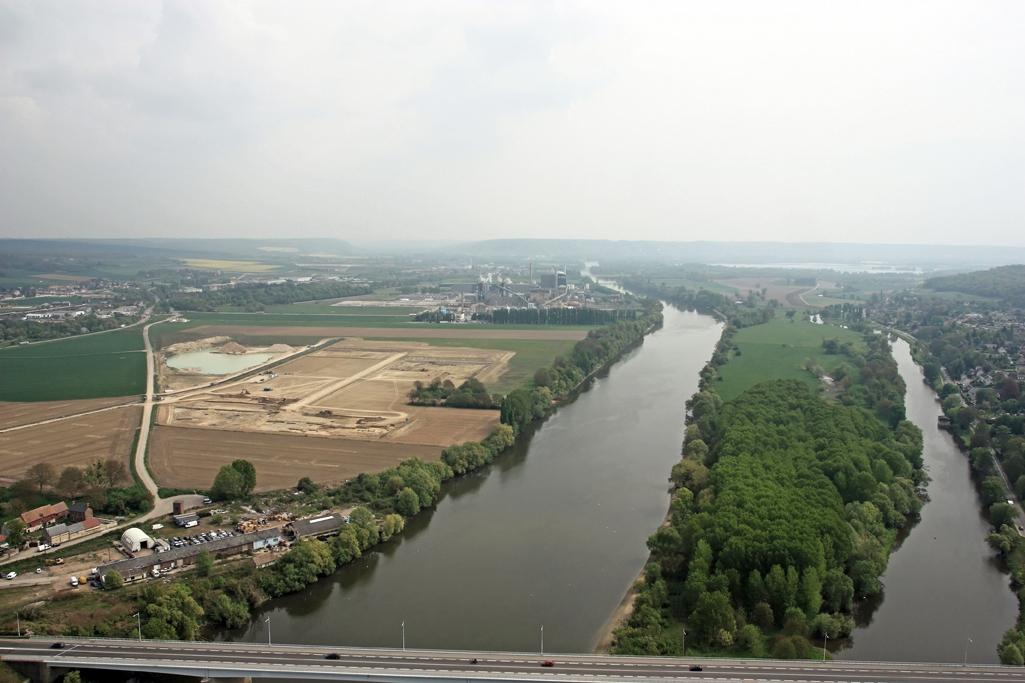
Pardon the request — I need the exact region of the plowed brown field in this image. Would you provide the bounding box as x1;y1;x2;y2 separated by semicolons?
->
148;425;443;491
0;397;136;430
0;406;141;484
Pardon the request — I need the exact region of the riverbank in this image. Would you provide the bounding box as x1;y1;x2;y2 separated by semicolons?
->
611;314;925;658
220;306;721;651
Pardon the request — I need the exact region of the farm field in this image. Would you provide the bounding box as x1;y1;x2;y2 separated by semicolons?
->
0;327;146;401
373;337;578;393
158;338;505;443
715;318;866;401
713;276;830;307
180;258;278;272
0;405;140;485
0;397;136;430
148;425;442;492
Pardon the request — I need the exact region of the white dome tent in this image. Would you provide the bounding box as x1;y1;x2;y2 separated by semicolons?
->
121;528;153;553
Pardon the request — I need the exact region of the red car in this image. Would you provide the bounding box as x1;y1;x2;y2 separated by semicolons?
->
541;660;555;667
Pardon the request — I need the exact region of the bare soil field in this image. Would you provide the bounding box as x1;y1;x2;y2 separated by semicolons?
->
159;339;504;445
0;406;141;485
713;277;836;307
185;324;589;341
149;425;442;491
0;397;135;430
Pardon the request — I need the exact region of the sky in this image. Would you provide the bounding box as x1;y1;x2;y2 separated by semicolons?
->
1;1;1023;245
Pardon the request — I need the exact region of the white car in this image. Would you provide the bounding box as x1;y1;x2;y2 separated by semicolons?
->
69;577;79;587
4;571;16;580
36;544;50;552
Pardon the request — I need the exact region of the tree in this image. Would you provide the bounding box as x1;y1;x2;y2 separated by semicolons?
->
395;487;421;517
143;584;204;640
799;567;822;617
4;519;25;548
991;502;1017;528
231;459;257;496
63;672;82;683
26;462;55;493
689;591;736;645
296;477;317;494
103;570;124;590
381;514;405;540
195;550;214;577
103;458;128;486
211;465;245;501
58;466;85;498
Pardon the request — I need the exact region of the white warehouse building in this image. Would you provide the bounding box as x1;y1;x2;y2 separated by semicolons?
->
121;528;154;553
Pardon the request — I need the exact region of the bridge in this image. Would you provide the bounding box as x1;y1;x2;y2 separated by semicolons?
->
3;637;1025;683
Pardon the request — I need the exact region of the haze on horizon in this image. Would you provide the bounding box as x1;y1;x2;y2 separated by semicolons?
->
1;1;1023;247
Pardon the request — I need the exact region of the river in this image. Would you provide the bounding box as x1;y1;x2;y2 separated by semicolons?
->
228;305;723;652
838;338;1017;663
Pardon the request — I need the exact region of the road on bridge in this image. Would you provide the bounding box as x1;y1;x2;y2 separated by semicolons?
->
2;638;1025;682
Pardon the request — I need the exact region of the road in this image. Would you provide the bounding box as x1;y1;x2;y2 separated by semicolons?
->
2;638;1024;683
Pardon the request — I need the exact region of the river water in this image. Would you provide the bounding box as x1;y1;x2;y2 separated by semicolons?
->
838;338;1016;663
227;306;723;652
226;323;1016;663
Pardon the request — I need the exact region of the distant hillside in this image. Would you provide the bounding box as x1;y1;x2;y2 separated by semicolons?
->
924;264;1025;303
450;239;1025;268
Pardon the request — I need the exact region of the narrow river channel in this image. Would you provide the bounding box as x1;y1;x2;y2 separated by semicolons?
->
838;338;1016;663
227;306;723;652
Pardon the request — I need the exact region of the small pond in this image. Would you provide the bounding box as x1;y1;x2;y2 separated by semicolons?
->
166;350;273;375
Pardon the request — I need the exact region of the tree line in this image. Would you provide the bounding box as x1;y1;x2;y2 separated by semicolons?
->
613;373;923;656
499;302;663;434
407;377;498;409
158;280;372;312
472;307;642;325
0;314;138;346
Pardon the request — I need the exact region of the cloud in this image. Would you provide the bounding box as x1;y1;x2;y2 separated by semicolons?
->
0;0;1023;245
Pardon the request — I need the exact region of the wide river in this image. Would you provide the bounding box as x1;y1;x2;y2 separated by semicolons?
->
226;320;1016;663
228;305;723;652
838;338;1016;663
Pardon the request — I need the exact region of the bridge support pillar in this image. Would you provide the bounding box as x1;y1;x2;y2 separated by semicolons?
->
4;660;59;683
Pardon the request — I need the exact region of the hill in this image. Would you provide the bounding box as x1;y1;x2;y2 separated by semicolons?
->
924;264;1025;303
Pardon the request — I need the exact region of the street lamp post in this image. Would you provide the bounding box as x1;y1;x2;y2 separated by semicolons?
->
266;616;271;646
540;625;544;656
15;611;20;638
133;612;141;641
964;637;973;667
402;621;406;651
681;628;686;657
822;633;828;661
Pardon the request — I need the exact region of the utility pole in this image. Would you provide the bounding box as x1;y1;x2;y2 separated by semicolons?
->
266;616;271;646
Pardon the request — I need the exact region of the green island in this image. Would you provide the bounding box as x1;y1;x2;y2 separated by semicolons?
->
611;293;923;659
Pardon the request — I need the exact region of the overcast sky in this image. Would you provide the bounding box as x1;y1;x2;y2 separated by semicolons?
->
1;1;1023;245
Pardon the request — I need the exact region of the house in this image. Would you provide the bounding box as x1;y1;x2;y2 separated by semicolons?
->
44;517;112;546
68;500;93;523
20;502;69;532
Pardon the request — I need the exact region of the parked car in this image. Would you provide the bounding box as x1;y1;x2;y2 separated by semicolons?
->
36;544;50;552
4;571;17;580
203;497;212;504
69;577;79;587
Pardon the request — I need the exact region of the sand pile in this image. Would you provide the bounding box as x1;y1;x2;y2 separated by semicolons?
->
218;341;248;355
265;344;295;353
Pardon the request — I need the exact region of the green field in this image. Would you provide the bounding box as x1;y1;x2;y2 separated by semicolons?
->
0;327;146;401
372;337;579;394
650;276;738;295
715;318;866;401
151;311;595;349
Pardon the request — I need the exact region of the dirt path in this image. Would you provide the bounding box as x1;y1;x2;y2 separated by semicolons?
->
287;352;406;411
